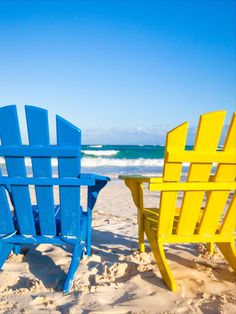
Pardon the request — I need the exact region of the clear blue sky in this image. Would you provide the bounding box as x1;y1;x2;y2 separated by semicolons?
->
0;0;235;144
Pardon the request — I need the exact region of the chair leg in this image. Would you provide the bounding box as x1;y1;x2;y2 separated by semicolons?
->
13;245;21;255
144;222;177;291
0;243;14;269
86;235;92;257
63;244;83;293
86;211;92;257
138;208;145;253
152;241;177;291
216;242;236;272
206;242;215;255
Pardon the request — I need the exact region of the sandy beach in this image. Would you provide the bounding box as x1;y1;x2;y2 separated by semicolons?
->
0;178;235;314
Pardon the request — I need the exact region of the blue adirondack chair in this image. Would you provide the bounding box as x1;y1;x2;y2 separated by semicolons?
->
0;105;109;293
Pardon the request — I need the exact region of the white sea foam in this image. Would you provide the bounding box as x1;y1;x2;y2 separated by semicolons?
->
89;145;103;148
82;150;119;157
81;157;164;167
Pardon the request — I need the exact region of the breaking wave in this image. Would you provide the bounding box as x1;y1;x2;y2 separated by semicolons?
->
81;157;164;168
82;150;119;157
88;145;103;148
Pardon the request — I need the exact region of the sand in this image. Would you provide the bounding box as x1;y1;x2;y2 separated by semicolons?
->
0;178;235;313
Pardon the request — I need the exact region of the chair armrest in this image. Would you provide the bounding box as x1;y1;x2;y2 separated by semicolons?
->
119;175;163;208
80;173;110;182
81;173;110;211
119;175;163;183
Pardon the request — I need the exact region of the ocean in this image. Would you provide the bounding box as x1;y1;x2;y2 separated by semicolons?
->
81;144;193;175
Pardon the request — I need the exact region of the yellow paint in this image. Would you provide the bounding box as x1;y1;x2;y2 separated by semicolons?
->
149;181;236;191
119;111;236;291
166;151;236;163
177;111;226;236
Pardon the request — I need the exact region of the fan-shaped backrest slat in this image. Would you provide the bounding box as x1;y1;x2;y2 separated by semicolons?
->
25;106;56;236
176;111;226;235
157;122;188;235
57;115;81;237
198;112;236;234
0;105;35;235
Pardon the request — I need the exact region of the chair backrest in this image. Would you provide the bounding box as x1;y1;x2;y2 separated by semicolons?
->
157;110;236;237
0;105;82;238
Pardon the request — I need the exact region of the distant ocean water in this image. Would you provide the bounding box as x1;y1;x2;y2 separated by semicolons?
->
81;144;193;175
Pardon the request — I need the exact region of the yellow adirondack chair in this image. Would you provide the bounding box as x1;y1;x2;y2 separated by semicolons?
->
119;111;236;291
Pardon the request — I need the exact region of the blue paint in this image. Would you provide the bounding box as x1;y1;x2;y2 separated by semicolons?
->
0;105;110;293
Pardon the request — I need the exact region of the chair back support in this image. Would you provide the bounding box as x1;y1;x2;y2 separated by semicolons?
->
0;105;82;237
157;111;236;237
